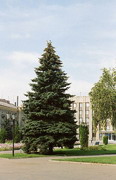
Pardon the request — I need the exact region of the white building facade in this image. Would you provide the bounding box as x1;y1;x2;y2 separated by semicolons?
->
71;96;116;144
0;99;22;128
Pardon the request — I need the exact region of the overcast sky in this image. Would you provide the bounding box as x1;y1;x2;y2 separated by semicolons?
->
0;0;116;105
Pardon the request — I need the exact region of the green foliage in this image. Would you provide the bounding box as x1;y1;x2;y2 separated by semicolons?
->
2;119;12;140
14;125;22;143
79;123;89;149
84;145;106;151
103;136;108;145
23;42;77;154
0;128;7;143
89;68;116;128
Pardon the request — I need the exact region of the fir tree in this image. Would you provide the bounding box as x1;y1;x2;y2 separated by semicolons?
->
23;42;77;154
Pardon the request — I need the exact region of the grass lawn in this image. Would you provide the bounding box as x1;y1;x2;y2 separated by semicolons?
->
0;153;46;159
0;144;115;159
54;156;116;164
54;144;116;156
53;144;116;164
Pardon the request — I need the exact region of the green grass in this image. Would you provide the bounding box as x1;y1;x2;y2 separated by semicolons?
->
0;144;115;159
103;144;116;150
0;153;46;159
54;156;116;164
53;145;116;164
54;144;116;156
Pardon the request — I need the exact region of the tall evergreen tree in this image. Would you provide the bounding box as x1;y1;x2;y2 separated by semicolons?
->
23;42;77;154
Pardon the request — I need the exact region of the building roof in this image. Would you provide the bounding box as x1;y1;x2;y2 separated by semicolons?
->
0;99;17;111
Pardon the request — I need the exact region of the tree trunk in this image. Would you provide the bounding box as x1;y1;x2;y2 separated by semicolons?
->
49;145;53;154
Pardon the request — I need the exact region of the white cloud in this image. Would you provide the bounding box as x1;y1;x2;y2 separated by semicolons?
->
0;50;40;104
68;78;93;96
0;66;34;105
0;50;39;65
99;58;116;69
83;48;116;69
8;51;39;66
10;33;31;39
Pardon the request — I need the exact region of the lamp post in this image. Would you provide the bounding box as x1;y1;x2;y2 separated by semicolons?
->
11;114;15;157
6;114;16;156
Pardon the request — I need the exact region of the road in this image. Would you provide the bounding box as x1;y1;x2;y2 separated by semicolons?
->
0;156;116;180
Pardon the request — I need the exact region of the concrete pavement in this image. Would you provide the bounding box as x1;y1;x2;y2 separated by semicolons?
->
0;156;115;180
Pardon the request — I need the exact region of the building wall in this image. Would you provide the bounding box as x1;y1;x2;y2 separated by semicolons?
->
0;99;20;128
71;96;116;144
71;96;92;145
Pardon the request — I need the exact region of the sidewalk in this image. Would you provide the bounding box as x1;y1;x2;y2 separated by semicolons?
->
0;149;23;154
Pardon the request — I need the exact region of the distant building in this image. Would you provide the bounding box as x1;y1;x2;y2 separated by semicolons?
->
0;99;22;128
71;96;116;144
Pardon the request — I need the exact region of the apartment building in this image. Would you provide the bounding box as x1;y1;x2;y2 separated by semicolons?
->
71;96;116;144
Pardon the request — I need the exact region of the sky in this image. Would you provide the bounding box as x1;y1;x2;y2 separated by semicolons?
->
0;0;116;105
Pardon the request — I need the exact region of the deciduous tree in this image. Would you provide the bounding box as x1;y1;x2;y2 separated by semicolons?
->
89;68;116;128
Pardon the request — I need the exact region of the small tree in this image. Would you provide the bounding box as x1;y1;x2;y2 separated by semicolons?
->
79;123;89;149
103;136;108;145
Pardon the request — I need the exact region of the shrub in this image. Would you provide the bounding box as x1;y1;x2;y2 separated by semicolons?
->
65;144;74;149
79;123;89;149
39;145;49;155
2;119;12;140
0;128;7;143
14;126;22;143
103;136;108;145
84;146;106;151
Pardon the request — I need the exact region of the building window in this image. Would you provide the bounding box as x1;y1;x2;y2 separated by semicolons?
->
79;118;83;123
85;102;90;110
112;134;116;141
79;111;82;116
107;126;110;130
85;118;89;123
85;111;89;115
73;103;77;109
79;103;83;110
85;102;89;107
106;121;111;130
71;103;77;110
6;114;10;119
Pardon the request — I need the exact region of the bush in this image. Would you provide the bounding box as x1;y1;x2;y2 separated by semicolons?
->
0;128;7;143
2;119;12;140
79;123;89;149
103;136;108;145
39;145;49;155
14;126;22;143
84;146;106;151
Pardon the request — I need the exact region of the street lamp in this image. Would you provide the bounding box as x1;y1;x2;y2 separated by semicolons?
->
11;114;15;157
7;114;15;157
